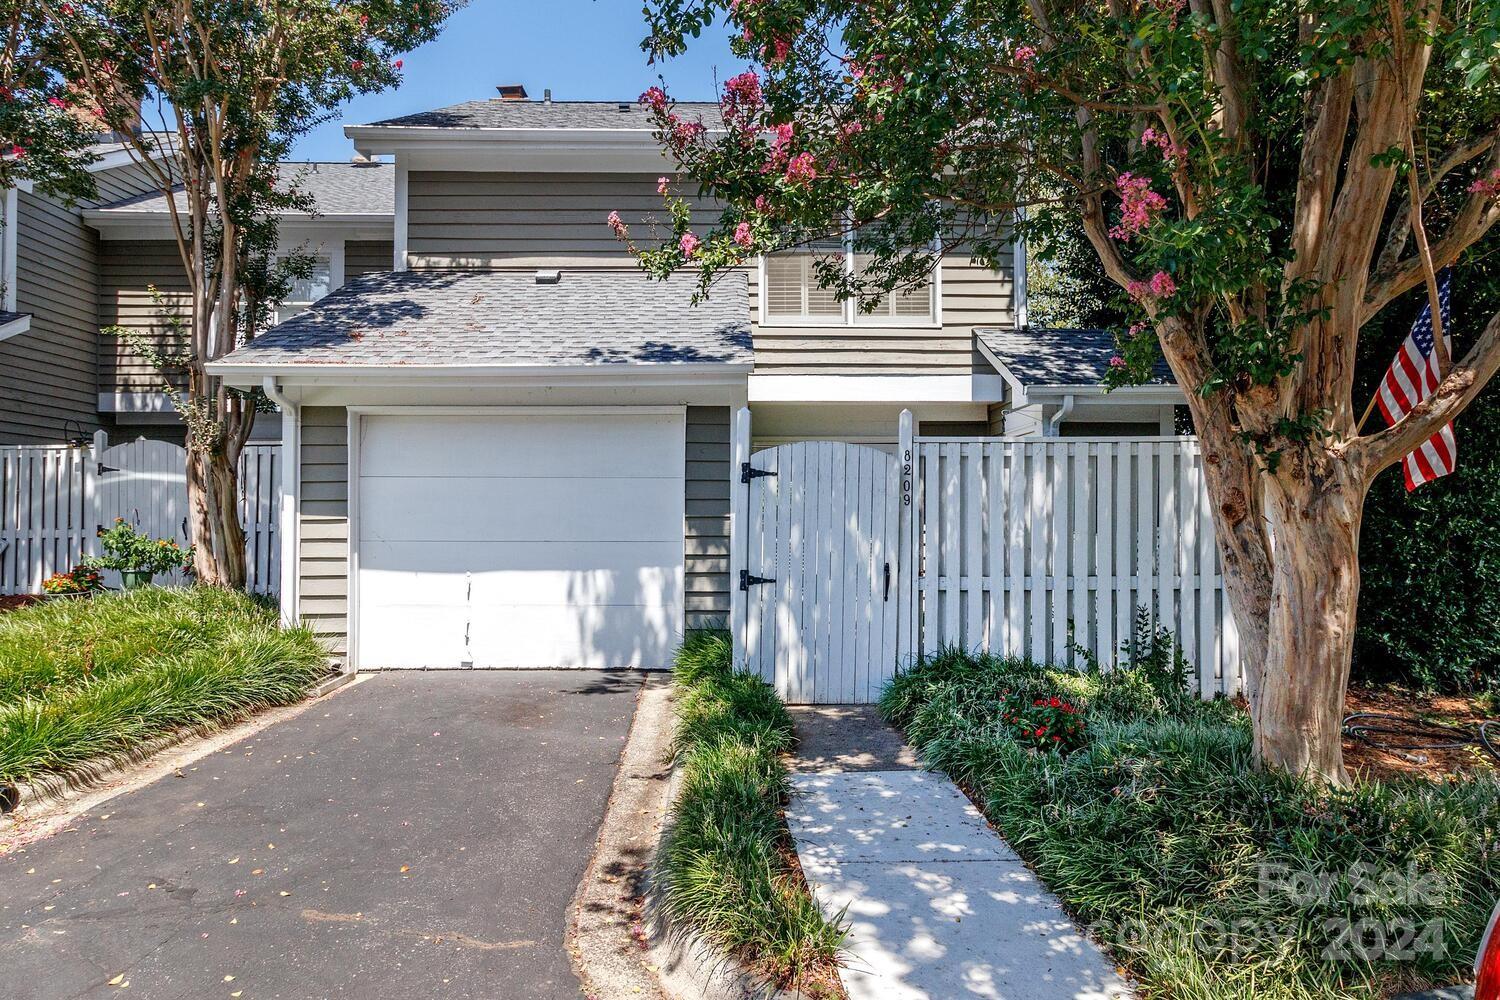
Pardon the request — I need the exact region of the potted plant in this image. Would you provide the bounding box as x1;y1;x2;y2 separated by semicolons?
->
42;564;104;600
85;519;194;589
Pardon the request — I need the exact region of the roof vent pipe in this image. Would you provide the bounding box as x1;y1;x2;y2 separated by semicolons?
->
544;89;552;104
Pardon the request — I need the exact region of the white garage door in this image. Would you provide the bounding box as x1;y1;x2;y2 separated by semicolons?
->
354;410;686;669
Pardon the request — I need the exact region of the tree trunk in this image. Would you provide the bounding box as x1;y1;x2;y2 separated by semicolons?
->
1251;456;1366;784
187;443;247;590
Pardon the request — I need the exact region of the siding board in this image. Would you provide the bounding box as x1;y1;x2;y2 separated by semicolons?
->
406;170;1015;376
298;406;348;656
685;406;731;631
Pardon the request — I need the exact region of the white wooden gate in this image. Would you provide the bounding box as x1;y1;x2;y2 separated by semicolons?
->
727;409;1244;703
737;439;903;703
0;433;280;595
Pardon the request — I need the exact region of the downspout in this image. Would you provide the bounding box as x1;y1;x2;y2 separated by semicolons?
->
1047;393;1075;437
262;377;299;626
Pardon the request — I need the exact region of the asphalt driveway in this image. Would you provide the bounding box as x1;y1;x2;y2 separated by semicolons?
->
0;670;643;1000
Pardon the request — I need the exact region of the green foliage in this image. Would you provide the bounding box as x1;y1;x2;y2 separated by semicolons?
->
84;517;193;574
658;630;845;988
0;587;326;783
0;1;99;201
880;649;1500;999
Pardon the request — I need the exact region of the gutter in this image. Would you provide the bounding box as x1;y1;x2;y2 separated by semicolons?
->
260;376;299;627
1046;393;1076;437
206;360;755;390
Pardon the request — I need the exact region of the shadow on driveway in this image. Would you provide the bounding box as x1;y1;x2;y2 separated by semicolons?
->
0;670;643;1000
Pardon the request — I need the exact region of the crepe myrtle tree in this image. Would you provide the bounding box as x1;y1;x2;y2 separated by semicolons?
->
44;0;457;589
628;0;1500;782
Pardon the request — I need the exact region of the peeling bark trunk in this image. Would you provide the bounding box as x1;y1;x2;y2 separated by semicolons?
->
186;440;246;590
1252;456;1366;784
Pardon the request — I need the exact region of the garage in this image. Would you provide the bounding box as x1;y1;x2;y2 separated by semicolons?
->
352;408;687;670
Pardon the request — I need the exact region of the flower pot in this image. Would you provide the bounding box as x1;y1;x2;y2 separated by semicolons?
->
118;570;156;590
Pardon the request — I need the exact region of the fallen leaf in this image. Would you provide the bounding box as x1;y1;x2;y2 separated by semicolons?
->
399;865;410;873
279;891;291;897
228;858;239;865
108;974;124;986
223;975;235;982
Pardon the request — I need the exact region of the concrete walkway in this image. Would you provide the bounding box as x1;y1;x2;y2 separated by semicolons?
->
786;706;1133;1000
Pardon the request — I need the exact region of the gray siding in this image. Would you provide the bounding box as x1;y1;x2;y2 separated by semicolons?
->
1;189;101;443
346;240;393;277
686;405;731;631
98;240;190;395
405;170;1015;377
0;161;164;443
299;405;348;656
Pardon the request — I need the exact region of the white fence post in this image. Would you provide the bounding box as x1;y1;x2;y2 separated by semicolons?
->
897;409;916;665
728;406;751;669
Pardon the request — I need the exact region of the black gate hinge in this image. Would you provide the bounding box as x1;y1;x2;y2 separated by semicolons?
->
739;569;776;590
740;462;777;485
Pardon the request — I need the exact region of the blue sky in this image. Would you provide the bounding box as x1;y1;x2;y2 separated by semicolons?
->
291;1;743;162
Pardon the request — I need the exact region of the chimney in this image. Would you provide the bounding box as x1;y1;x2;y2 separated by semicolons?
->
543;88;552;105
496;84;529;101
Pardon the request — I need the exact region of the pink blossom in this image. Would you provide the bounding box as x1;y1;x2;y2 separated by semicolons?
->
1014;45;1038;68
392;59;404;70
7;144;24;159
657;176;671;195
1109;355;1128;368
606;211;628;238
1109;173;1168;241
679;232;702;256
671;119;706;146
1468;167;1500;197
784;151;818;186
754;194;771;212
639;86;670;115
734;221;755;248
722;70;764;122
839;120;864;140
47;96;69;109
1128;271;1178;300
764;36;793;64
1141;126;1186;164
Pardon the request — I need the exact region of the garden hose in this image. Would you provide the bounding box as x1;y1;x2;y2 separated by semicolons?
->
1342;712;1500;763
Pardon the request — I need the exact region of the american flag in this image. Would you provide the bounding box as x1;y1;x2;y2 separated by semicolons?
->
1376;269;1456;491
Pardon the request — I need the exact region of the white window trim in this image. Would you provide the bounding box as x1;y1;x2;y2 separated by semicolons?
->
757;234;944;330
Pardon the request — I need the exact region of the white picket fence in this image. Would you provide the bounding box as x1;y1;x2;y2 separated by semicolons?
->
730;406;1246;703
909;435;1243;698
0;432;280;595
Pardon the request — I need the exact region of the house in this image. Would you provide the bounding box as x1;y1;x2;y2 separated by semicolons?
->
204;87;1185;673
0;149;394;445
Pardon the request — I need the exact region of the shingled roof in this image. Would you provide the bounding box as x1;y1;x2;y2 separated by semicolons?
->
365;99;725;131
92;161;394;218
978;327;1175;386
213;269;753;370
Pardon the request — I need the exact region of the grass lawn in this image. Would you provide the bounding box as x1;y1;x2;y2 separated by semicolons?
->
0;587;327;787
880;647;1500;1000
655;630;846;994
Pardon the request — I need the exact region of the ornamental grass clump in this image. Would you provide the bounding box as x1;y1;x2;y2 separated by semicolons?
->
657;629;845;991
0;587;326;784
879;645;1500;1000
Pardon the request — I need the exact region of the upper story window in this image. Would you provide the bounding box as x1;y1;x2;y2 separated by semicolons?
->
271;256;333;326
761;233;938;327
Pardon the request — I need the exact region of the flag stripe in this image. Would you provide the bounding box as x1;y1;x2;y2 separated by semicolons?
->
1375;270;1456;492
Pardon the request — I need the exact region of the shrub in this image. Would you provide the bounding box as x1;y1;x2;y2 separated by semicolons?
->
0;587;326;783
880;647;1500;1000
658;629;844;989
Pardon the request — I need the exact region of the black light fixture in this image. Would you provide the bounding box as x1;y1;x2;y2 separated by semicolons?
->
62;419;93;450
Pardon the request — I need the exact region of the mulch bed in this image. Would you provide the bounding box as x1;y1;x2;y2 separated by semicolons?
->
1344;685;1498;782
0;596;41;614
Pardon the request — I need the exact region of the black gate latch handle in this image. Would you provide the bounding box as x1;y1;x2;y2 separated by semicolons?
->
884;562;891;601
